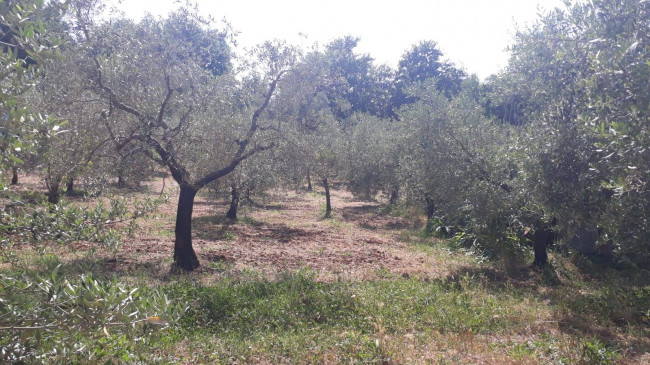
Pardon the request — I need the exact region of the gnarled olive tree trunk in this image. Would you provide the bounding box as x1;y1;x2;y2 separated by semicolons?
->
173;184;200;271
226;184;240;220
389;186;399;205
11;166;18;185
306;169;313;191
532;230;551;267
65;177;75;196
45;173;62;204
530;221;557;268
425;196;436;220
323;177;332;218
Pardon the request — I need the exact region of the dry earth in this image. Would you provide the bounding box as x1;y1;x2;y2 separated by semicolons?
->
4;174;469;282
115;177;464;282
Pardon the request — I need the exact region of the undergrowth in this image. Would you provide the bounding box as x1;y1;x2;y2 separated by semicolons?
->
0;194;168;258
1;261;648;363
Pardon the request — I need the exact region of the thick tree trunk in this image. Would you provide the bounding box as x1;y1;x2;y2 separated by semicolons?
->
117;174;127;188
425;196;436;220
173;185;200;271
323;177;331;218
306;169;313;191
389;186;399;205
11;166;18;185
533;231;549;267
364;187;372;201
226;184;240;220
47;182;60;204
65;177;74;196
532;227;556;267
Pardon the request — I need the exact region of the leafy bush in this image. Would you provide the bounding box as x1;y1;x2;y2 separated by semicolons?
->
581;338;621;365
0;266;186;363
0;194;168;253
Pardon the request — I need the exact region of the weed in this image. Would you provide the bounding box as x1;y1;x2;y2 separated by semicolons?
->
221;232;237;241
582;338;621;364
0;267;184;364
238;215;263;227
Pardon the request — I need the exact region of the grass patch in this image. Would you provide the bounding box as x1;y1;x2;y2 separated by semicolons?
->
146;218;174;237
2;185;649;363
323;217;354;231
148;271;551;363
238;215;263;227
2;261;649;363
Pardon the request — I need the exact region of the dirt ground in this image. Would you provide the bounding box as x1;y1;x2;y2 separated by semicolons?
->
4;173;465;282
120;176;461;282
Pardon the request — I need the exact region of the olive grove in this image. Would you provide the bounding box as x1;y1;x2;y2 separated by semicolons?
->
2;0;648;271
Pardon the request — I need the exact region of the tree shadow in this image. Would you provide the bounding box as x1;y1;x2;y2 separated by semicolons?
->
193;214;235;241
440;263;650;358
241;221;326;243
247;199;287;211
340;204;415;231
341;194;378;203
192;212;324;244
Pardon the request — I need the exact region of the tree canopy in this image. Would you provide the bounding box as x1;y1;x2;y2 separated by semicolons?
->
2;0;648;272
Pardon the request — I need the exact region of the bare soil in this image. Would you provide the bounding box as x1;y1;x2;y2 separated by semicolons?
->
113;176;461;282
4;174;466;282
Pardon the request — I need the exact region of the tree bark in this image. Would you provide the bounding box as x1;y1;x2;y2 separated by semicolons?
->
117;174;127;188
11;166;18;185
47;182;60;204
323;177;331;218
530;217;559;268
65;177;74;196
306;169;313;191
389;186;399;205
425;196;436;220
532;231;549;267
226;184;240;220
173;185;200;271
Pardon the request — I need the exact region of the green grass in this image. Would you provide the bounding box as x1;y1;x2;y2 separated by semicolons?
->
238;215;263;227
2;257;649;363
322;216;354;231
146;218;174;237
150;270;539;363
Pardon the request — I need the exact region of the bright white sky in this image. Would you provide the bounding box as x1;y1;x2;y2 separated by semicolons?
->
112;0;566;80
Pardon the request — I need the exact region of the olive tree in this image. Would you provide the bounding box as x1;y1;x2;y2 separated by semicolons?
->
274;48;352;218
501;0;650;264
343;113;402;203
398;81;520;255
72;7;296;270
218;147;285;220
27;46;115;203
0;0;65;187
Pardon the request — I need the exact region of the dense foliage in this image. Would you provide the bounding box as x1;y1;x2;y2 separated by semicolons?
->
1;0;647;270
3;0;650;361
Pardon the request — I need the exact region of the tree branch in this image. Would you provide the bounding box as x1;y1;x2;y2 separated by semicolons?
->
446;129;512;192
156;69;173;129
193;71;286;189
233;71;286;159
